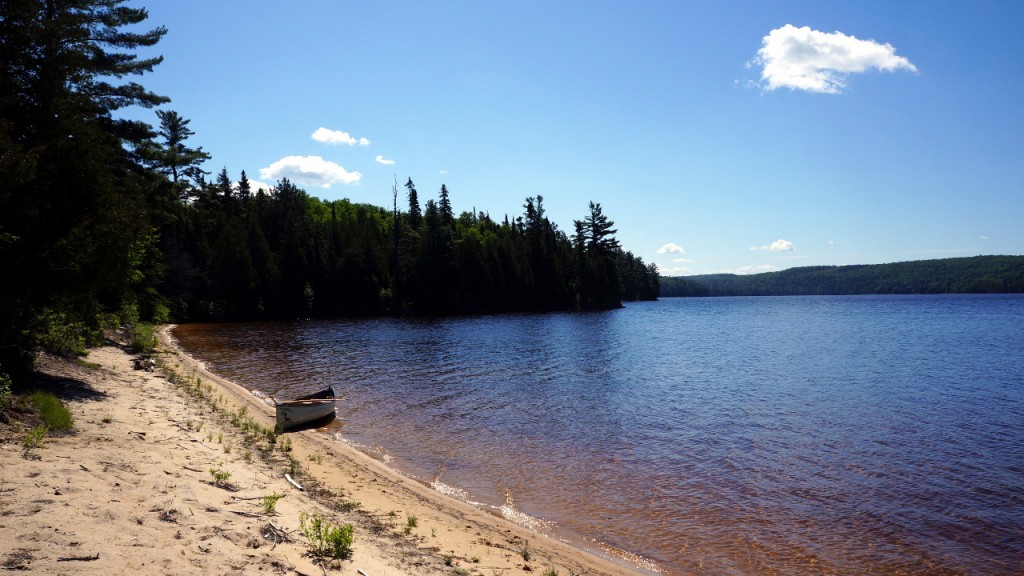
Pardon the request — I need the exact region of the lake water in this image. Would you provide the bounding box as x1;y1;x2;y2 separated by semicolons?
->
172;295;1024;575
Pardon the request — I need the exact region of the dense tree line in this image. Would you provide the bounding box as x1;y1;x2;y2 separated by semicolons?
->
0;1;657;378
660;256;1024;297
156;175;658;321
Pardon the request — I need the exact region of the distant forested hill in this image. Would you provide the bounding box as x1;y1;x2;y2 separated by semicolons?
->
660;256;1024;297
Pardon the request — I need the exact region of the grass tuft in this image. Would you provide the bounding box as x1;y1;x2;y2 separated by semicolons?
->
31;390;73;431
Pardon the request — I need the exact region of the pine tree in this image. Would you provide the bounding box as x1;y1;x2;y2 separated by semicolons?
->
0;0;170;377
438;184;454;227
405;178;422;230
148;109;211;200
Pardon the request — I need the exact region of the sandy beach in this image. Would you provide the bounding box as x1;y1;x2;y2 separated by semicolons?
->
0;328;648;576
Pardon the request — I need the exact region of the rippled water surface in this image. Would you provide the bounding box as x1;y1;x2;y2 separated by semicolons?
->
173;295;1024;575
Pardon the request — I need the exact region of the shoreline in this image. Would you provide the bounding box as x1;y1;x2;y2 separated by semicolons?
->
0;329;652;575
160;325;658;576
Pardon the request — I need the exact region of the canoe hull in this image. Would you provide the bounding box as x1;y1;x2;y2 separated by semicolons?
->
274;387;336;430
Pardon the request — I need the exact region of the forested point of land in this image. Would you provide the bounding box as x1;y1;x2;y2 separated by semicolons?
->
0;1;657;380
660;256;1024;297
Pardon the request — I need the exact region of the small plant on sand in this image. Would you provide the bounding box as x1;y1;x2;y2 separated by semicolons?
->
23;424;48;452
101;414;112;424
300;511;354;560
217;432;223;444
209;464;231;486
405;514;418;535
223;442;231;454
543;568;559;576
520;547;531;562
280;436;293;453
307;452;322;465
262;493;284;515
243;450;253;463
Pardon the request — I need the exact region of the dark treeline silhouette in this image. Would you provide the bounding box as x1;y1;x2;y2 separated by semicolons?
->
0;1;656;378
661;256;1024;297
158;176;659;321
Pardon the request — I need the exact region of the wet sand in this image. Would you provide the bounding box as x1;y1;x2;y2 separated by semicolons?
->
0;328;648;576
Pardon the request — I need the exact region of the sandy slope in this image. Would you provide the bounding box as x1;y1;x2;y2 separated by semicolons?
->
0;332;649;576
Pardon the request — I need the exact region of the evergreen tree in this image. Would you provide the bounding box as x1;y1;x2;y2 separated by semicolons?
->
405;177;422;230
237;170;252;204
0;0;169;376
147;109;211;200
438;184;454;227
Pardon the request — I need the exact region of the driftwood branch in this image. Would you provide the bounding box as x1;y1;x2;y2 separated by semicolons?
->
285;473;303;490
231;510;263;518
57;553;100;562
230;494;286;502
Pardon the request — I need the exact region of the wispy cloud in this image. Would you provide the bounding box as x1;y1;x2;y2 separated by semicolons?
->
656;242;686;255
659;266;692;276
734;264;779;275
375;155;395;166
752;24;917;93
700;264;780;275
673;257;693;263
259;155;362;188
750;239;795;252
311;127;370;146
979;235;989;240
439;169;449;175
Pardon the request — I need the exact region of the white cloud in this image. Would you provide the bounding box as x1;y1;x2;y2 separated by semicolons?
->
979;235;989;240
673;257;693;263
375;155;395;166
656;242;686;255
234;178;275;193
259;155;362;188
439;169;448;175
750;239;795;252
311;127;370;146
753;24;917;93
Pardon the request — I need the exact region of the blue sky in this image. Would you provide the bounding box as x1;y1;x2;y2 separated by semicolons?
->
128;1;1023;276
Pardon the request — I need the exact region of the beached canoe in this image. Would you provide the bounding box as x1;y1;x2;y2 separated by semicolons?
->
273;387;337;430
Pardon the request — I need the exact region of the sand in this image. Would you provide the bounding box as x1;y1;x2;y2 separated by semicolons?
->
0;328;650;576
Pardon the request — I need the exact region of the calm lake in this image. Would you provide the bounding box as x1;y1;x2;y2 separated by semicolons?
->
172;295;1024;575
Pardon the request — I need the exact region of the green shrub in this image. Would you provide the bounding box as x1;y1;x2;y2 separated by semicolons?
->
129;323;157;353
300;511;354;560
37;310;87;357
31;391;73;431
0;372;12;413
151;302;170;324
